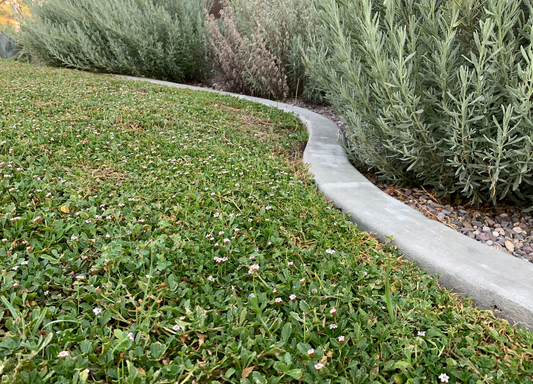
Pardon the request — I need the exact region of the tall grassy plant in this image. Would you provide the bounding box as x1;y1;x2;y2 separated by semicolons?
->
304;0;533;206
206;0;322;100
21;0;211;82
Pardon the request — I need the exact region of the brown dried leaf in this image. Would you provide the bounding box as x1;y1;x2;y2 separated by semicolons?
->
242;365;255;378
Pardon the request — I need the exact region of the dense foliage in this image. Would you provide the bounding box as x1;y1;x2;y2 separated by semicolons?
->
1;60;532;384
20;0;210;82
0;26;20;60
206;0;322;100
304;0;533;206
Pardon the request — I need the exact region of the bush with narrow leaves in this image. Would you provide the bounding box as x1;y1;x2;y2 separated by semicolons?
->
304;0;533;206
21;0;211;82
206;0;322;101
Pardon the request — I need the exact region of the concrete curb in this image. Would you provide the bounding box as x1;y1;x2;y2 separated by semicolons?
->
119;75;533;329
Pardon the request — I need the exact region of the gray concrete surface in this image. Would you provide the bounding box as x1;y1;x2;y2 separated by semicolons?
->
119;75;533;329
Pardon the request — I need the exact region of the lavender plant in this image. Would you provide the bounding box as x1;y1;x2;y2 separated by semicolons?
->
20;0;211;82
304;0;533;206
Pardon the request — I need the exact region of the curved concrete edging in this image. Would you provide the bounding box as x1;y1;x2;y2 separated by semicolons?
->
119;75;533;329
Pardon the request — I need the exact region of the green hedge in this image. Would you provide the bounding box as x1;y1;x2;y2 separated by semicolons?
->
21;0;211;82
304;0;533;206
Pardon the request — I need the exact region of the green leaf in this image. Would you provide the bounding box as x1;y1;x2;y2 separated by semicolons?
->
299;300;311;313
224;368;236;379
287;369;302;380
282;323;292;342
394;361;412;370
250;371;267;384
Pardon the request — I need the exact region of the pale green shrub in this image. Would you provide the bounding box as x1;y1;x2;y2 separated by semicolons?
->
0;24;21;60
21;0;211;82
304;0;533;205
206;0;322;100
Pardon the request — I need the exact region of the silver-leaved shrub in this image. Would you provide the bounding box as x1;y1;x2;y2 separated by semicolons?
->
20;0;211;82
304;0;533;205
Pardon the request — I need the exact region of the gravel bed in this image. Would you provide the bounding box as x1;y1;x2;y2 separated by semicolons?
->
187;79;533;264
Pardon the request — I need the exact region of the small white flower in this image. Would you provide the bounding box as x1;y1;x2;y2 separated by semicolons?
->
1;239;7;243
12;266;19;271
272;288;278;294
275;297;283;305
329;324;337;329
418;331;425;337
208;275;215;282
223;238;230;244
439;373;450;383
173;324;181;331
326;249;335;254
145;274;153;279
44;290;49;295
265;205;272;210
338;335;345;344
20;260;28;265
330;307;337;315
214;257;227;264
128;332;134;341
249;293;255;298
71;235;79;241
218;231;224;236
288;261;294;268
300;278;306;285
85;220;91;224
58;351;70;358
105;234;111;239
93;308;102;316
314;363;324;370
289;294;296;301
76;275;84;280
307;348;315;356
213;212;220;218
